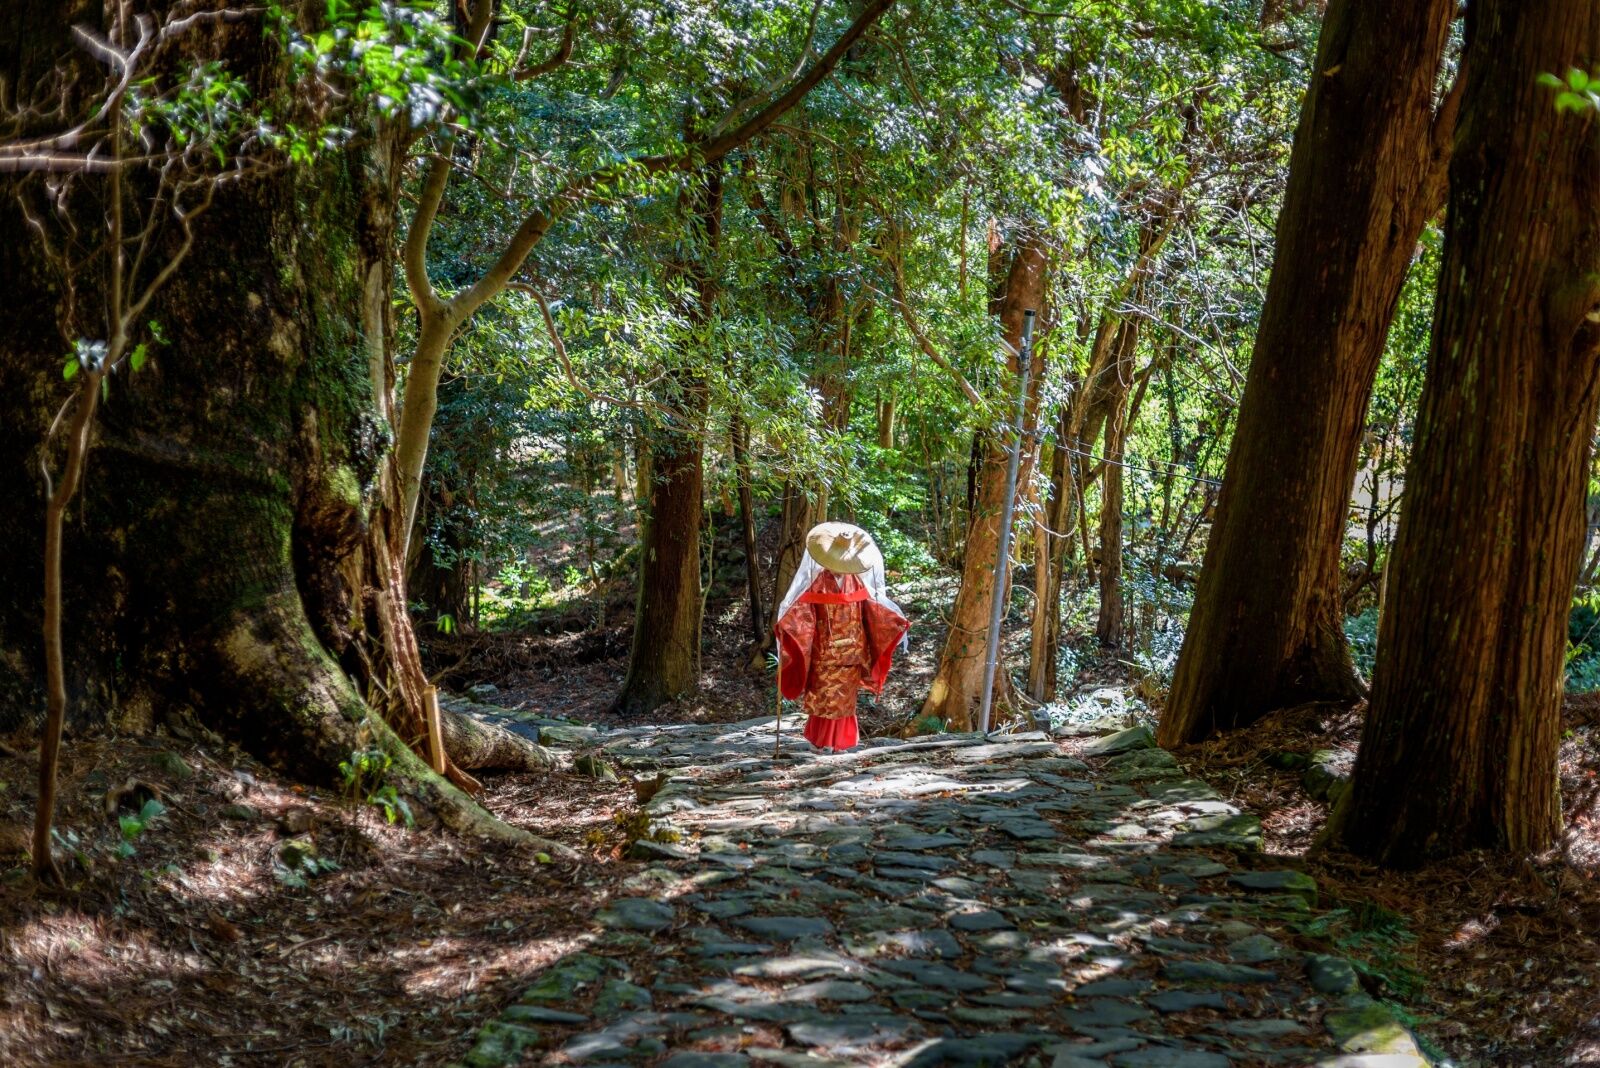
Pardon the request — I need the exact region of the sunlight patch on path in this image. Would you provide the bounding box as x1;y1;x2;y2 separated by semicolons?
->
453;712;1437;1068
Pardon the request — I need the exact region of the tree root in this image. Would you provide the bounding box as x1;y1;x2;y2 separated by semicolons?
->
211;598;578;862
372;724;578;860
440;705;557;774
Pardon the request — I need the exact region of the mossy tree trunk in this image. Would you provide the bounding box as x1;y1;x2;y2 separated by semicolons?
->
0;4;540;838
1159;0;1459;746
1338;0;1600;866
920;231;1049;731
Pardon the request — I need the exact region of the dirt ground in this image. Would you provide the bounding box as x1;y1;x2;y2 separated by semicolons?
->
1175;697;1600;1066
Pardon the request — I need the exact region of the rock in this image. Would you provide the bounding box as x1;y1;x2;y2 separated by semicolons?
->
467;682;500;699
278;837;317;868
278;807;314;834
592;978;653;1018
627;838;693;861
574;753;619;780
1161;960;1277;984
1212;1019;1305;1037
878;959;992;992
1083;725;1157;757
846;929;963;960
1073;978;1149;997
502;1005;589;1025
597;897;676;932
1227;933;1290;963
1104;748;1178;771
734;915;835;940
786;1015;918;1049
1265;750;1310;770
521;954;615;1001
219;803;258;821
1228;869;1318;905
1109;1049;1233;1068
1051;1055;1109;1068
464;1020;544;1066
151;751;194;780
972;849;1017;869
1304;756;1350;803
542;723;601;746
1061;999;1152;1030
1306;954;1363;996
662;1055;750;1068
1325;998;1424;1055
996;817;1060;840
949;909;1013;932
1146;990;1230;1013
900;1034;1051;1065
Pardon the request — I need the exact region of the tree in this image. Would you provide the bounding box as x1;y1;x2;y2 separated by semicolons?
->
614;167;723;715
1158;0;1459;745
0;2;553;856
920;230;1049;731
1336;0;1600;866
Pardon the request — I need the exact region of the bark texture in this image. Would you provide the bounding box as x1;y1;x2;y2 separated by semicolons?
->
920;233;1049;731
1159;0;1458;746
1339;0;1600;866
0;4;507;829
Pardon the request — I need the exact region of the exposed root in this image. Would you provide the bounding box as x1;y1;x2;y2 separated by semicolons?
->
441;705;557;773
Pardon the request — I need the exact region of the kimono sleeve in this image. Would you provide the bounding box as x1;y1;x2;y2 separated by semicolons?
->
774;601;818;700
861;600;910;695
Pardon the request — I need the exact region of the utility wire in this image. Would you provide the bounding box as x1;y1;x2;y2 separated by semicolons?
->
1052;441;1399;521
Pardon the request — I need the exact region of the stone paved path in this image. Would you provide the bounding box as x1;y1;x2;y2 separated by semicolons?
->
459;712;1437;1068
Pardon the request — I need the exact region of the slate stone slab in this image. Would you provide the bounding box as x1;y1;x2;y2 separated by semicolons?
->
1147;990;1230;1013
597;897;676;932
786;1015;919;1049
1228;869;1318;905
1306;955;1362;996
1083;725;1157;756
662;1055;751;1068
949;909;1013;931
1109;1049;1233;1068
1162;960;1277;983
734;915;835;940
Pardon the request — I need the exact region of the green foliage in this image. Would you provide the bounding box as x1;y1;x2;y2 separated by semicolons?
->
116;798;167;859
1296;898;1425;1001
1346;607;1381;681
1539;67;1600;114
339;747;414;828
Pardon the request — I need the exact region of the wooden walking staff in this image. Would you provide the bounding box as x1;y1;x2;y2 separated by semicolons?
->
773;648;784;758
978;309;1037;737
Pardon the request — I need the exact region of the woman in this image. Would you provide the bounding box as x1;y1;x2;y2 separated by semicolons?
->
774;522;909;752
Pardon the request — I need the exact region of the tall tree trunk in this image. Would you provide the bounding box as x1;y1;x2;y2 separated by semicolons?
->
0;6;434;789
921;233;1050;731
1337;0;1600;866
1095;315;1143;647
614;167;723;715
1159;0;1459;745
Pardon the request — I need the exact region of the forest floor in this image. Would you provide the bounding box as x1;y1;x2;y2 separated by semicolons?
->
2;581;1598;1065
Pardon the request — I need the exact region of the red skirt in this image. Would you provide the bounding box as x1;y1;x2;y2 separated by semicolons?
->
804;714;858;750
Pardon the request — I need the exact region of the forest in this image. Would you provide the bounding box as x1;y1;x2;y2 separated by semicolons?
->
2;0;1599;1064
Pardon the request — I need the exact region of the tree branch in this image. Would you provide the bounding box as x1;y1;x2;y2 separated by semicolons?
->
453;0;895;323
885;256;985;408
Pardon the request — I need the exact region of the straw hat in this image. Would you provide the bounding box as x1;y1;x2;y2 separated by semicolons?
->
805;521;882;575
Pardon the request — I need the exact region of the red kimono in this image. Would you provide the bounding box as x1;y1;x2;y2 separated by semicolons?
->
775;570;909;750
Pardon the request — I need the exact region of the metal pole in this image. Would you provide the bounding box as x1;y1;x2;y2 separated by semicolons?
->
978;309;1036;737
